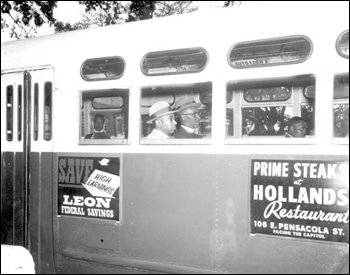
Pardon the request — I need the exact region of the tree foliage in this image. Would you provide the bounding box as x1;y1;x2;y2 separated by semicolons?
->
1;1;235;38
54;1;198;33
1;1;57;39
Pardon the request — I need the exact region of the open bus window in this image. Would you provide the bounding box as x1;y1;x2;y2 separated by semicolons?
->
141;48;208;76
226;75;315;139
336;30;349;59
140;82;212;143
81;56;125;81
228;35;312;69
333;74;349;138
80;89;129;145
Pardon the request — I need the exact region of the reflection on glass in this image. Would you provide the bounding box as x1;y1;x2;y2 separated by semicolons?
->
334;104;349;137
244;86;291;102
142;48;208;76
229;36;312;69
242;106;292;136
226;108;234;137
301;104;315;135
93;97;124;109
336;30;349;58
81;57;125;81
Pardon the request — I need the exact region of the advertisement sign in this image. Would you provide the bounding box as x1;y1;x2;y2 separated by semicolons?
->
58;156;120;221
251;160;349;243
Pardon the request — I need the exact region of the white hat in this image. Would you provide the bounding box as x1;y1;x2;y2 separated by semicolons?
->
147;101;177;124
174;96;202;113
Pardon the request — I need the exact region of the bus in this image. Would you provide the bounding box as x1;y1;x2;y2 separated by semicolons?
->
1;1;349;274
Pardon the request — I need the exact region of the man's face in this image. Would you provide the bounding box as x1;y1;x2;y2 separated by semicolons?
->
94;117;105;131
291;121;307;137
157;114;177;135
181;107;201;129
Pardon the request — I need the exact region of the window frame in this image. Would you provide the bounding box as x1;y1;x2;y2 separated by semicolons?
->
140;47;209;76
227;35;313;69
225;75;316;144
80;56;126;82
140;82;213;145
79;89;130;145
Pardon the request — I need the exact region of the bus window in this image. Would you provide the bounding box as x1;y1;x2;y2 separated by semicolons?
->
44;82;52;141
336;30;349;58
226;91;234;136
333;73;349;138
228;35;312;69
302;85;316;136
80;89;129;144
17;85;22;141
140;82;212;142
33;83;39;141
226;75;315;139
6;85;14;141
81;56;125;81
141;48;208;76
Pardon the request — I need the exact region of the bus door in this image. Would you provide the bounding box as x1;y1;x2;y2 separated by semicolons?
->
1;67;55;273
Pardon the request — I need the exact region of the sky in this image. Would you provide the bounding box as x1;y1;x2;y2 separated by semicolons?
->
1;1;237;43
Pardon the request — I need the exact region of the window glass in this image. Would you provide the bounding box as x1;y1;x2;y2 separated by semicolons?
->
34;83;39;141
44;82;52;141
81;56;125;81
226;74;315;139
6;85;13;141
80;89;129;143
141;48;208;76
17;85;22;141
141;82;212;141
336;30;349;58
301;103;315;135
92;97;124;109
243;86;291;102
334;74;349;138
242;106;292;136
141;93;175;107
228;35;312;69
303;85;315;99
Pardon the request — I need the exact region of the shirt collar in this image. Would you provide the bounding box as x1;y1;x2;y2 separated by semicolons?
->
154;129;171;138
181;125;195;133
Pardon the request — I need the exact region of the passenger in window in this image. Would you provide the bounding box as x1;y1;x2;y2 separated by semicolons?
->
146;101;177;139
85;114;110;139
173;97;203;139
243;117;257;136
285;116;307;138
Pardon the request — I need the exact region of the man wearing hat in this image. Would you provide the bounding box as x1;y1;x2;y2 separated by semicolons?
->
146;101;178;139
173;97;203;139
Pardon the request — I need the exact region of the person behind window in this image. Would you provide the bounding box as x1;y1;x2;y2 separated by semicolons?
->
85;113;110;139
285;116;307;138
173;97;203;139
146;101;177;139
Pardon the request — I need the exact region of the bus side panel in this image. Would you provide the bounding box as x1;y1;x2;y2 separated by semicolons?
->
54;153;216;274
216;154;349;274
13;152;24;246
53;153;348;274
1;152;15;244
29;152;55;274
121;154;215;267
1;151;25;246
40;152;55;273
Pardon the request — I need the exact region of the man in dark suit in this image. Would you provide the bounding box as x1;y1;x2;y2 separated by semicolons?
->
173;97;203;139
